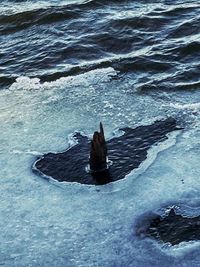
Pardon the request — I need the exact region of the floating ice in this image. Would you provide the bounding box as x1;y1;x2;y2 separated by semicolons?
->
1;67;200;266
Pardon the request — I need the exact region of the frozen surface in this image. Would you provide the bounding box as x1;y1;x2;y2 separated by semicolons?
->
1;68;200;266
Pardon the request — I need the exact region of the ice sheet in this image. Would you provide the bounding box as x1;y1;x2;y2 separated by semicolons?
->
1;68;200;266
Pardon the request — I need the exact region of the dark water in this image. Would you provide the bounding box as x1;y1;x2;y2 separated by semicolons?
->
33;118;178;185
1;0;200;90
145;208;200;245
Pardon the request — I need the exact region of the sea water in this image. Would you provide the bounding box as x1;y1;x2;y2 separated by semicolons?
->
0;0;200;266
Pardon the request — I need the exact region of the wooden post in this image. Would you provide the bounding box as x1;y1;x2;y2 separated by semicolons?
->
89;122;108;172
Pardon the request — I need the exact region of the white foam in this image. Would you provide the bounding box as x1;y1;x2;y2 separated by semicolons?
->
9;67;117;92
168;102;200;111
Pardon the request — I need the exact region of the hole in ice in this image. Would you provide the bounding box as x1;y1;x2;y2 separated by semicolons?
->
32;117;180;185
136;208;200;246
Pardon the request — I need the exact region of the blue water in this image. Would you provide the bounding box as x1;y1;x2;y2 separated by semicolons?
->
1;0;200;266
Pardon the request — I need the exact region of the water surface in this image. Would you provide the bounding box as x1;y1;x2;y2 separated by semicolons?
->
1;0;200;266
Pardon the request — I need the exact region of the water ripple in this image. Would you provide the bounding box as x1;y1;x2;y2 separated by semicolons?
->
0;0;199;91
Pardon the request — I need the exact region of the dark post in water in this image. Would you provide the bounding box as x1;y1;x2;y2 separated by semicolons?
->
89;122;108;172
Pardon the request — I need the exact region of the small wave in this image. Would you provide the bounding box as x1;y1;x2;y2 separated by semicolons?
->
0;0;200;93
168;18;200;39
0;0;134;34
110;15;169;32
0;52;173;87
179;41;200;57
0;7;81;34
159;4;199;17
175;81;200;90
37;54;173;83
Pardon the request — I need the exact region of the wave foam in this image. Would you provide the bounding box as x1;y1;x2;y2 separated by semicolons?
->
9;67;118;92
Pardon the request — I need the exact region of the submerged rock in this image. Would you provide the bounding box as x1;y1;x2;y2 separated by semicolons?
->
137;208;200;246
32;118;180;185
